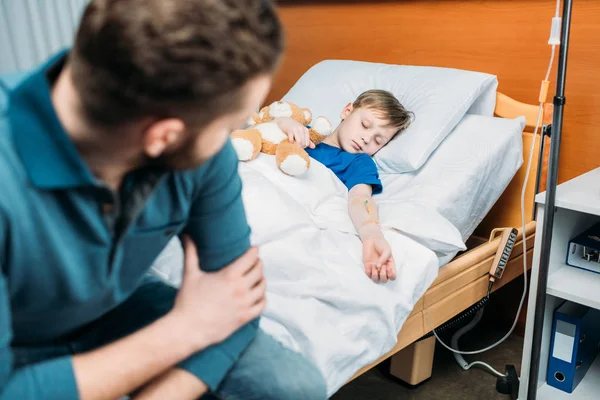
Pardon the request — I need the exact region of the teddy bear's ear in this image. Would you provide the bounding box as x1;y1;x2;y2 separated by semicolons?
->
311;116;332;135
266;101;293;120
245;112;261;127
301;108;312;125
309;116;333;145
259;105;269;116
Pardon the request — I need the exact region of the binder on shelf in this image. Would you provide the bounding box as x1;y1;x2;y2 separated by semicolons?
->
566;222;600;274
547;301;600;393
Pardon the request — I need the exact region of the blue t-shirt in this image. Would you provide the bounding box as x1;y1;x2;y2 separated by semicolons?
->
306;143;383;194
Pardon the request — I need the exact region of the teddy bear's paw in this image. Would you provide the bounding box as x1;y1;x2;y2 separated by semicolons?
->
232;138;256;161
231;128;262;161
279;154;310;176
276;141;310;176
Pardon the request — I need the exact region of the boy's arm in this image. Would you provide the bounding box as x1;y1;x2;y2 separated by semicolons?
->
348;184;396;283
273;117;315;149
348;184;383;242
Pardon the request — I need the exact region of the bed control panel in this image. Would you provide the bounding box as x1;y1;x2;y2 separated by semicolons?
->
489;228;518;281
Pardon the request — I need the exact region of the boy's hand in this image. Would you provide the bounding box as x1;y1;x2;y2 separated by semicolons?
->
362;236;397;283
275;117;315;149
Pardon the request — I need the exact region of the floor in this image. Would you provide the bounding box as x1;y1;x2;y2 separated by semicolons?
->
332;283;526;400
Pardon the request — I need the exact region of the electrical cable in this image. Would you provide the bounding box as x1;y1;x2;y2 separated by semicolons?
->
421;0;561;366
452;309;507;378
419;283;492;341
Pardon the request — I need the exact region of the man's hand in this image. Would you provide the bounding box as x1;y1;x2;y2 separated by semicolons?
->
362;235;396;284
170;236;267;351
69;236;266;400
275;117;315;149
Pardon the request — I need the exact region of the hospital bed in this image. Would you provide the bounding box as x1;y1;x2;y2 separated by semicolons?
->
266;1;557;395
256;61;551;394
151;62;552;396
150;3;556;396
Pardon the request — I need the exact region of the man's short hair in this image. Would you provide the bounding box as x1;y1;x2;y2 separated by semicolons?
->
352;89;413;135
70;0;284;128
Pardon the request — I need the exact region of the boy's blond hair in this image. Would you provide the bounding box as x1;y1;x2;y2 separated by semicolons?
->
352;90;413;135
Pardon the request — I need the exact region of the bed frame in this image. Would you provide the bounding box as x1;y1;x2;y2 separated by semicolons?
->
268;0;556;389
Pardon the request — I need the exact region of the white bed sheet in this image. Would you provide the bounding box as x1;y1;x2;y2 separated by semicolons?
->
149;114;524;397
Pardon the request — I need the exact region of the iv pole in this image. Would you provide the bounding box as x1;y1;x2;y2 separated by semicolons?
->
527;0;573;398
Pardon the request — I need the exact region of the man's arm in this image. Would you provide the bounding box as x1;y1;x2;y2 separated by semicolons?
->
0;217;263;400
0;202;193;400
0;270;250;400
0;198;194;400
183;140;253;272
134;140;262;399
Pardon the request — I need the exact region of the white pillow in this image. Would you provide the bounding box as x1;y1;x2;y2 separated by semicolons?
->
282;60;498;173
379;114;526;242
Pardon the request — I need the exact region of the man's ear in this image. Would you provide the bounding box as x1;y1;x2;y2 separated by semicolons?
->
340;103;353;120
143;118;185;158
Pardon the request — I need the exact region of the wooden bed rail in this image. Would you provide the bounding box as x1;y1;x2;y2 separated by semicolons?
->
495;92;554;129
475;92;552;236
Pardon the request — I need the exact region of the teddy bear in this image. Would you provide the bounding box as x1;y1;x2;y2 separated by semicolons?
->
231;100;333;176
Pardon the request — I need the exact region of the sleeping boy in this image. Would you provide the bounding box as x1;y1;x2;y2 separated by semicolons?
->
274;90;413;284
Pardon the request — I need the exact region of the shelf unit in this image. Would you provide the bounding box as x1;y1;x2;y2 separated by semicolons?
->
519;167;600;399
536;354;600;399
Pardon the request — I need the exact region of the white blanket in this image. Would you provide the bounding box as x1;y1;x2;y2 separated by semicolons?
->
239;156;446;394
151;154;456;395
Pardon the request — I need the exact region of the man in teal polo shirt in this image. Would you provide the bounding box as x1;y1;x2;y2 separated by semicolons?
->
0;0;327;399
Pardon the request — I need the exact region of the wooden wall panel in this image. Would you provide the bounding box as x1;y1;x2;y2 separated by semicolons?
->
269;0;600;183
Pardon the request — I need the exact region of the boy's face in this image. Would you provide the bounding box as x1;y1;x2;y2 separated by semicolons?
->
336;103;398;156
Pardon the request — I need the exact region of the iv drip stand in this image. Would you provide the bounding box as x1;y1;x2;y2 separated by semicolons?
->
526;0;573;398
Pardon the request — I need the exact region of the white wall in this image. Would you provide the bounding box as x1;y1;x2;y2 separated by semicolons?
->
0;0;89;74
